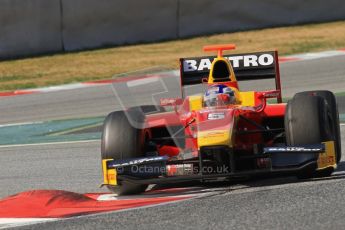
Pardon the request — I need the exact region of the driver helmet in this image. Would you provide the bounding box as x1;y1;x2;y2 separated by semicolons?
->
203;84;236;107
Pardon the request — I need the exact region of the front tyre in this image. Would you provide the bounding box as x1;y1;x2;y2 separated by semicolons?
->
101;110;149;195
285;94;336;178
294;90;341;163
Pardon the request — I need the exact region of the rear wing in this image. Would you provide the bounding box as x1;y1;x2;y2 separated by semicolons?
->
179;51;282;102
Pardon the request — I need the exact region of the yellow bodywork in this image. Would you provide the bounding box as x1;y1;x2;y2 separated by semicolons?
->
207;57;237;83
317;141;337;170
239;91;256;106
102;159;117;186
197;129;233;148
189;95;203;111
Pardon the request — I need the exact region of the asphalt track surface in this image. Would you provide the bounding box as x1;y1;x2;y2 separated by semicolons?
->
1;55;345;229
0;128;344;230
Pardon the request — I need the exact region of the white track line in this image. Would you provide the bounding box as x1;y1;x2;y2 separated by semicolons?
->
0;218;57;229
126;76;160;87
0;121;44;128
282;50;345;63
0;139;100;148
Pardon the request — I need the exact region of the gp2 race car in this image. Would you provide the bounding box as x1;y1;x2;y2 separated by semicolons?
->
101;44;341;195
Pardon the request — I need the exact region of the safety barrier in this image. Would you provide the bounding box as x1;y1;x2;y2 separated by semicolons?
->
1;0;344;58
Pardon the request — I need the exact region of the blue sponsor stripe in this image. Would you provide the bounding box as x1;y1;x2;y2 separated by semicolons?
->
264;144;324;154
108;156;168;168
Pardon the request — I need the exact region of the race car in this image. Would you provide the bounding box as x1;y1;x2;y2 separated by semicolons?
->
101;44;341;195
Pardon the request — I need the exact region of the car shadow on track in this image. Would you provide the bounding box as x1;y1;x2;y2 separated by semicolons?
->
228;161;345;189
148;161;345;194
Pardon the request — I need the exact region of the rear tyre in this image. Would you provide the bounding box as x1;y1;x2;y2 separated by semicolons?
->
285;94;336;178
294;90;341;163
101;109;149;195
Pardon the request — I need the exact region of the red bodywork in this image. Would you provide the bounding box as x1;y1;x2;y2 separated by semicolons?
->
145;92;286;160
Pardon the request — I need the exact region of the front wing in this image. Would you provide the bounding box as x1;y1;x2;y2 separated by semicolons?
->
102;141;336;186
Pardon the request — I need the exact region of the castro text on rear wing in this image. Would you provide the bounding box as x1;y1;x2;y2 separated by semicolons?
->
179;51;282;102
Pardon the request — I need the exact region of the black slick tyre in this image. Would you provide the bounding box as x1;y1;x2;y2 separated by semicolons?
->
101;109;149;195
285;94;336;178
294;90;341;163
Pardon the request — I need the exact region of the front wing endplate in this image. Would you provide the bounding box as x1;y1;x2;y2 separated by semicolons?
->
317;141;337;170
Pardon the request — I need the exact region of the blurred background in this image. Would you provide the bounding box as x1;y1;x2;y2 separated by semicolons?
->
1;0;345;59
